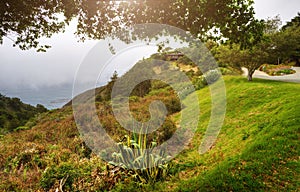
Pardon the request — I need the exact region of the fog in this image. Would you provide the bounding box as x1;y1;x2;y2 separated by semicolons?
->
0;21;159;90
0;0;299;90
254;0;300;23
0;21;96;89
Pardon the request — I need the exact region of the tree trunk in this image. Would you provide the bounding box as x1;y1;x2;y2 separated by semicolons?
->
247;70;254;81
247;74;253;81
295;59;300;67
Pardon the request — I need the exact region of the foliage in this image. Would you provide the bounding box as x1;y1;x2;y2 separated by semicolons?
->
40;162;79;190
103;71;119;100
282;12;300;30
219;67;242;75
274;69;296;75
177;56;195;66
0;1;74;51
40;155;128;191
0;77;299;191
259;64;296;76
216;43;268;81
192;69;222;90
193;76;208;90
0;94;48;134
262;15;282;35
94;86;179;144
268;24;300;66
203;69;221;84
1;0;261;51
110;130;172;184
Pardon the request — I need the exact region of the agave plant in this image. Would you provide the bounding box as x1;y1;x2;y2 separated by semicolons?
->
109;126;172;184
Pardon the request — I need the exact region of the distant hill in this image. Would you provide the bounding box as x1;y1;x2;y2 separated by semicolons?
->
0;94;48;134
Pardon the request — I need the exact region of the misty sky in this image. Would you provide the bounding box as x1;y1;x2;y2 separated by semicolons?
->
0;0;299;89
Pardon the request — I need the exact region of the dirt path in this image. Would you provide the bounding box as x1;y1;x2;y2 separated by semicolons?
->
242;67;300;83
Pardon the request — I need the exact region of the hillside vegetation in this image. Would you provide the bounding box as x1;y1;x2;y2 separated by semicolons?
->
167;77;299;191
0;94;47;135
0;76;299;191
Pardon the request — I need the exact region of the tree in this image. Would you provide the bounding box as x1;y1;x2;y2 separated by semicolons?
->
0;0;77;51
263;15;282;35
110;71;118;84
216;43;268;81
0;0;261;51
266;14;300;66
282;12;300;31
267;25;300;66
104;71;118;100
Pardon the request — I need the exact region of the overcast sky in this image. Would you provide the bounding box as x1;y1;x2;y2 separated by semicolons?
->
0;0;299;89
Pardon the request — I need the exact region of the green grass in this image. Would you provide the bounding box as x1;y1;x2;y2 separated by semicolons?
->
0;76;299;191
117;76;299;191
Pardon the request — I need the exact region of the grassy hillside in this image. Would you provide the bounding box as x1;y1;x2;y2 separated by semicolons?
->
163;77;300;191
0;76;299;191
0;94;48;135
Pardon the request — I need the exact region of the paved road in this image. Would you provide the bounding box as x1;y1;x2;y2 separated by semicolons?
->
242;67;300;83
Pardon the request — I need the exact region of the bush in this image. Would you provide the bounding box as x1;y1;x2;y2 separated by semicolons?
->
219;67;236;75
110;130;172;184
40;155;125;191
193;76;208;90
163;96;181;115
259;64;296;76
273;69;295;75
203;69;221;84
151;80;169;90
186;69;195;79
40;162;79;191
4;145;46;174
158;118;177;142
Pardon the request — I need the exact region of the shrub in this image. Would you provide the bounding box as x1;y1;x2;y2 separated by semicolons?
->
4;145;46;182
186;69;195;79
203;69;221;84
151;80;169;90
129;96;139;102
163;96;181;115
110;129;172;184
273;69;295;75
193;76;208;90
40;162;79;191
40;155;124;191
158;118;177;142
259;64;296;76
219;67;235;75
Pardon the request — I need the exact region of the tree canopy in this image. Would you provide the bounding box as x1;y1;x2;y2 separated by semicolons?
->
0;94;47;134
216;43;268;81
215;13;300;81
271;25;300;66
264;14;300;66
282;12;300;30
262;15;282;35
1;0;262;51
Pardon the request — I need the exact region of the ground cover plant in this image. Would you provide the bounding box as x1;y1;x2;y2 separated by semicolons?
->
259;64;296;76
